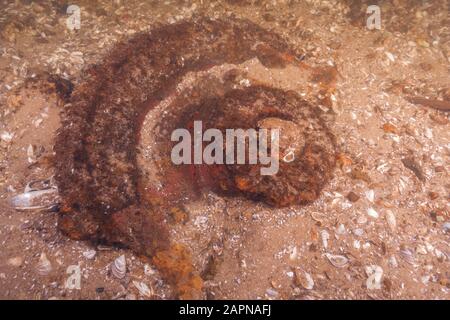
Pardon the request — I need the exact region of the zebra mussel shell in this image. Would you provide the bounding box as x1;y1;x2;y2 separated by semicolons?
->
111;255;127;279
36;252;52;276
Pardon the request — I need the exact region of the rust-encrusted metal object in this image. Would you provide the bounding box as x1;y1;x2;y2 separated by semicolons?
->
54;17;337;298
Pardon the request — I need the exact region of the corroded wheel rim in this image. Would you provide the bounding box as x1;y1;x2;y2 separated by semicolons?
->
54;17;336;298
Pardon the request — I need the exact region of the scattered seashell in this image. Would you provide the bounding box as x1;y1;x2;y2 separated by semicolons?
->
389;256;398;268
443;222;450;232
385;52;395;62
325;253;348;268
353;228;364;236
365;190;375;203
82;249;96;260
265;288;279;298
399;248;416;265
27;144;36;164
365;265;383;290
282;148;295;162
289;246;298;261
336;224;346;235
132;281;152;298
321;230;330;249
7;256;23;267
310;211;326;223
33;118;43;127
421;275;430;285
385;210;396;231
367;207;379;219
416;244;427;255
424;128;433;139
294;270;314;290
111;255;127;279
1;131;14;143
434;249;447;260
357;216;367;224
11;188;58;211
353;240;361;249
36;253;52;275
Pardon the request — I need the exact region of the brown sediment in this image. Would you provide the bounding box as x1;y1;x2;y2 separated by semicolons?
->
54;17;336;298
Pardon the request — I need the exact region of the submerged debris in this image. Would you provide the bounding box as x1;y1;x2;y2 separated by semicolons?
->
53;16;336;298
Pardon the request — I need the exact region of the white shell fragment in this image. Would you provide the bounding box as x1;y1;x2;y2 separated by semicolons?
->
36;253;52;276
385;210;396;231
265;288;279;298
336;224;346;235
365;265;383;290
282;148;295;163
0;131;14;142
82;250;97;260
132;281;152;298
325;253;349;268
296;271;314;290
289;246;298;261
416;244;427;255
399;248;416;265
321;230;330;249
111;255;127;279
389;256;398;268
27;144;36;164
11;188;58;211
365;190;375;203
385;51;395;62
367;207;379;219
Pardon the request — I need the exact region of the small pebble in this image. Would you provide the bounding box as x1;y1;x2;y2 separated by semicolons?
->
347;191;360;202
